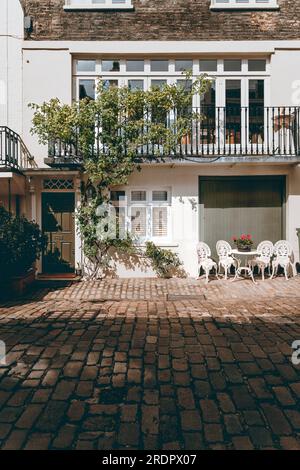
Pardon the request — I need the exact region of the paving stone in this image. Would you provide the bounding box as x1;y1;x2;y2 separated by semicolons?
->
16;405;43;429
249;427;274;448
36;401;68;432
200;399;220;423
180;410;202;432
232;436;254;450
142;405;159;435
2;430;28;450
118;423;140;447
121;404;138;423
262;404;292;436
204;424;223;443
52;424;76;449
67;400;86;422
24;433;51;450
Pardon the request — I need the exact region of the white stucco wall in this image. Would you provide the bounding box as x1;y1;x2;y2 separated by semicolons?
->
23;49;72;166
270;50;300;107
0;0;23;133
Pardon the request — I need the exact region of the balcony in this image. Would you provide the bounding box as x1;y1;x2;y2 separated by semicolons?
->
45;106;300;167
0;127;36;172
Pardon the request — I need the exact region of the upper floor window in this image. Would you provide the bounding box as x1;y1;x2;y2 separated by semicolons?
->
64;0;133;10
210;0;279;10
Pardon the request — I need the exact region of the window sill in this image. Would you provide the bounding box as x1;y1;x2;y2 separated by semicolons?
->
64;5;134;11
136;243;179;249
210;5;279;11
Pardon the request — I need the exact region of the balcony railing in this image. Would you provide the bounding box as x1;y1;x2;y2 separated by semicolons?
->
0;127;36;171
46;106;300;165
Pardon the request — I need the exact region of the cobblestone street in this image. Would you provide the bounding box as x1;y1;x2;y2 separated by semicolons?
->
0;277;300;450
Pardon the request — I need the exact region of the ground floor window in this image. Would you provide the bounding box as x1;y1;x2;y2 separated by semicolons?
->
111;188;171;243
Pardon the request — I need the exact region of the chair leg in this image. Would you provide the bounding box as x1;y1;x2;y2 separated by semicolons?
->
284;265;289;280
262;267;265;282
205;269;209;284
292;262;297;277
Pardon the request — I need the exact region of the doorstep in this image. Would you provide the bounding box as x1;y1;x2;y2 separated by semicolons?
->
36;273;82;282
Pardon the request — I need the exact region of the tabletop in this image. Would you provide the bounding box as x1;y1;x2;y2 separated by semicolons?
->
232;249;259;256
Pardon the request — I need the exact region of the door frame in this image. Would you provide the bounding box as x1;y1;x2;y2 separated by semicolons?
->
41;190;76;274
198;175;287;243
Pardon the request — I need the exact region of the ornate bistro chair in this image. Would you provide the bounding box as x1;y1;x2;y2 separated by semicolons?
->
216;240;239;280
271;240;297;280
248;240;274;281
197;242;218;284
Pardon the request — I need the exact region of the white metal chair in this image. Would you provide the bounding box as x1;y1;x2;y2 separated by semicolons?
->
248;240;274;281
216;240;239;280
197;242;218;284
271;240;297;280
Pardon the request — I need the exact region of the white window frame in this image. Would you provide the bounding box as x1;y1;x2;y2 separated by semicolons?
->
210;0;279;10
127;188;172;244
64;0;133;10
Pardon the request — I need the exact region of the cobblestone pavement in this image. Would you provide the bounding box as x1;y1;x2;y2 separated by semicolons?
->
0;277;300;450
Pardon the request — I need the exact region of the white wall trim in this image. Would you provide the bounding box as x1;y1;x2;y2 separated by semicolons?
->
21;40;300;55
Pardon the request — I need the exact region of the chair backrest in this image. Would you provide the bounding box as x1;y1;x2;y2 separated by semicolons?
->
197;242;211;262
274;240;292;258
216;240;232;259
257;240;274;259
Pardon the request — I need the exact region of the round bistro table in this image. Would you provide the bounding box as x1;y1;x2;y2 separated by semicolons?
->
231;249;259;284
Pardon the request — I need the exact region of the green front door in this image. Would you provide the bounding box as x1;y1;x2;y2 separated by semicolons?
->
199;176;285;255
42;193;75;274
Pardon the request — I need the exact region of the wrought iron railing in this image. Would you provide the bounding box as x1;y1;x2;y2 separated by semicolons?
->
0;126;36;170
47;106;300;164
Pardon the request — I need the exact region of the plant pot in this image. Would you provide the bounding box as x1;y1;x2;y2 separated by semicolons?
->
0;268;36;298
236;245;252;252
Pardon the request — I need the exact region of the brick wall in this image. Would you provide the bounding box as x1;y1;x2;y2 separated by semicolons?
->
21;0;300;42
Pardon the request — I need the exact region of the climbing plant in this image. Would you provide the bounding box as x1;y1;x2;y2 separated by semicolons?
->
30;73;210;278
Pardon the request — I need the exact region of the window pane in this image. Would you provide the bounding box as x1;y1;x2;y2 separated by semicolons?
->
128;80;144;91
199;59;218;72
151;60;169;72
77;60;96;72
249;79;265;144
102;79;118;90
248;60;266;72
152;191;168;202
175;60;193;72
226;80;241;144
201;81;216;145
126;60;144;72
151;79;167;90
131;207;147;238
152;207;168;237
131;190;147;202
224;60;242;72
102;60;120;72
79;79;95;100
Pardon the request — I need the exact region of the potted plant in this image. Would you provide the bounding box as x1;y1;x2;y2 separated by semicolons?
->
0;207;47;297
232;234;254;252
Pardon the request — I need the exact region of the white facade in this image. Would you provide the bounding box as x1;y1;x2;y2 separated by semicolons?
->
1;1;300;278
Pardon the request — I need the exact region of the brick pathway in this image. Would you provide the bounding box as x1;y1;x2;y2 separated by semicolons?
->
0;277;300;450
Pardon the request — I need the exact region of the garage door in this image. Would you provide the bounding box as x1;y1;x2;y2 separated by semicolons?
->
199;176;285;254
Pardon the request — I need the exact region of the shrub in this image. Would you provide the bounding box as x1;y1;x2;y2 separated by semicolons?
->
0;206;46;279
145;241;184;279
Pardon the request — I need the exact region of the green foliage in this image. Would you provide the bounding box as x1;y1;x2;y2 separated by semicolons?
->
30;74;209;278
0;206;46;279
145;242;184;279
